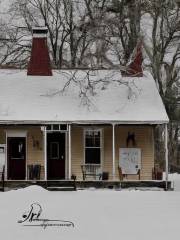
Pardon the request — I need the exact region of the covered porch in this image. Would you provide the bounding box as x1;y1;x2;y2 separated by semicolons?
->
0;123;169;189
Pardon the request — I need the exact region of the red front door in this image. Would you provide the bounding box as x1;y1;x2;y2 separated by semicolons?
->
8;137;26;180
47;133;65;180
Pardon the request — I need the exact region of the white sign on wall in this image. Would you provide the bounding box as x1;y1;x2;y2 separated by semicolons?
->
119;148;141;174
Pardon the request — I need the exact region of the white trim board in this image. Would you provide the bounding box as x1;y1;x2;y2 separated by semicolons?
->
6;130;27;138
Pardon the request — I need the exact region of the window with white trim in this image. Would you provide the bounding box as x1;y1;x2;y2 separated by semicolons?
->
85;130;101;164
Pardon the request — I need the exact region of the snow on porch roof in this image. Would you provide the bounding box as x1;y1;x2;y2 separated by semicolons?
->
0;69;168;124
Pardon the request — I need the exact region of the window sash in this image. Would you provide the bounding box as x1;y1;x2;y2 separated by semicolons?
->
85;130;101;164
85;130;100;147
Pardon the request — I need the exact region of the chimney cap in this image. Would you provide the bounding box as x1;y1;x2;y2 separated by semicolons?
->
32;26;48;37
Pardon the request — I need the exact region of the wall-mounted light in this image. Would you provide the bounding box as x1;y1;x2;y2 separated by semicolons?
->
126;132;136;147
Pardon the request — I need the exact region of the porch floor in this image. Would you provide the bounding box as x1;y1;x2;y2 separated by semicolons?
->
0;180;172;191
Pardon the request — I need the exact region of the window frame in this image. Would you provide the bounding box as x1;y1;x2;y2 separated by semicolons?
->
83;128;103;165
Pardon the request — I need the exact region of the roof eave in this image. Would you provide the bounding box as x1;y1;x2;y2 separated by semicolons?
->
0;119;169;125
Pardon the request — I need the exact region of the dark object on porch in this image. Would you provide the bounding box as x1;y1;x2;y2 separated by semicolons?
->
118;166;124;181
152;166;163;180
102;172;109;180
0;165;5;192
118;166;141;180
28;164;41;180
71;174;77;191
81;164;102;180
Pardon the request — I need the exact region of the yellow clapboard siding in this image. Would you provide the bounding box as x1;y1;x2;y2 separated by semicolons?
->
27;128;44;179
71;125;154;180
71;126;84;180
0;125;154;181
0;129;5;144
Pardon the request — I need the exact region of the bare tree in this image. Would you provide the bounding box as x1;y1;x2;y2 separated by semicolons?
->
42;69;141;111
105;0;142;66
142;0;180;169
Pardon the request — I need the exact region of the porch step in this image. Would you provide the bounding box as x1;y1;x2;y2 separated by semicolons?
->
47;186;76;191
0;182;4;191
46;180;76;191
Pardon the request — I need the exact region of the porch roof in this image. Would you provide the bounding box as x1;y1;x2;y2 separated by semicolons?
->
0;69;168;124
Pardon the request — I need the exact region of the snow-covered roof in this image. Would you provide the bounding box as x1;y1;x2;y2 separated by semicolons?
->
0;69;168;124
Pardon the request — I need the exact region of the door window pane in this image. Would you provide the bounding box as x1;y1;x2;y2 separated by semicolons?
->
50;142;59;159
11;141;25;158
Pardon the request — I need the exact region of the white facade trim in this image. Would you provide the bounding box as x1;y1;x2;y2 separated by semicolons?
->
0;120;169;125
165;123;169;190
112;124;116;180
6;130;27;138
68;124;72;179
43;127;47;181
5;132;7;180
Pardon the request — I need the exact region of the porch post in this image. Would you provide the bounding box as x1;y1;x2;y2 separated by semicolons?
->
112;124;116;180
68;124;72;179
165;123;169;190
44;126;47;181
5;132;7;180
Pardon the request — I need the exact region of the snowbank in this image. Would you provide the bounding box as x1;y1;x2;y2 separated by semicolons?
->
0;185;180;240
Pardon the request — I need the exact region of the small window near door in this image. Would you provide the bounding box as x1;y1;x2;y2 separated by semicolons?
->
12;141;25;158
85;130;101;164
50;142;59;159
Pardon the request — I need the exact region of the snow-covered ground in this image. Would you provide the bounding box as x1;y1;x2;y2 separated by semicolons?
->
0;175;180;240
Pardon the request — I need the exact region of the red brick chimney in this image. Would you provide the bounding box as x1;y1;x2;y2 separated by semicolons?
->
27;27;52;76
122;41;143;77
